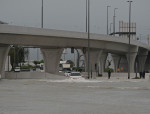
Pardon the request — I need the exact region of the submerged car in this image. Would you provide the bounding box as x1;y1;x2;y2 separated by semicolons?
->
69;72;83;80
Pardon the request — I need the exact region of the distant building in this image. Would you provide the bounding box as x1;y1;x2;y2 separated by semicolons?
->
59;61;71;71
109;21;136;40
119;21;136;40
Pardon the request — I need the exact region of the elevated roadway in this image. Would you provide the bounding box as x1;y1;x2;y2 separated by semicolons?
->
0;24;150;78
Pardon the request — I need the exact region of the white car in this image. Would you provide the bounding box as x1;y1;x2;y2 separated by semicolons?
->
69;72;83;80
14;67;21;72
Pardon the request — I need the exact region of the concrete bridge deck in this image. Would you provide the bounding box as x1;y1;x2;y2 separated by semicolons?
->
0;24;150;78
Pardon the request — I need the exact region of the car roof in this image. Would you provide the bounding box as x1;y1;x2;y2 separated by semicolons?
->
71;72;80;73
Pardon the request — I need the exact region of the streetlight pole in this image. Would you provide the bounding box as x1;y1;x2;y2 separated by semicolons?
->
107;6;111;35
113;8;118;36
41;0;43;28
37;0;44;63
110;23;113;35
127;1;133;79
148;35;150;45
87;0;90;79
13;46;16;69
86;0;88;33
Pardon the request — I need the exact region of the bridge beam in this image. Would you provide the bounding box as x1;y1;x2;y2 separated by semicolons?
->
0;45;10;78
84;49;102;78
99;52;107;75
41;48;63;74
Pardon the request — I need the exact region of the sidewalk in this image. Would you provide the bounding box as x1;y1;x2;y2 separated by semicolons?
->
84;72;150;82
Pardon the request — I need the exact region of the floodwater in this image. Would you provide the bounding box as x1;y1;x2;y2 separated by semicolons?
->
0;78;150;114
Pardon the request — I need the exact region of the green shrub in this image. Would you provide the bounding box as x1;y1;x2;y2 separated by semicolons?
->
73;67;85;72
21;66;35;69
105;68;114;72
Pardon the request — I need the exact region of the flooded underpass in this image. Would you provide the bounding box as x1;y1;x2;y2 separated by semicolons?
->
0;78;150;114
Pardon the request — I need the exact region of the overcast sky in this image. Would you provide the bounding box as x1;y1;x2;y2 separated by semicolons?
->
0;0;150;38
0;0;150;61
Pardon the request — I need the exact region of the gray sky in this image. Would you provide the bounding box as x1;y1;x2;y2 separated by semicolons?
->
1;0;150;62
0;0;150;38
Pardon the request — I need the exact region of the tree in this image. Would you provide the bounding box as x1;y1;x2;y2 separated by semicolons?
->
33;61;40;66
40;60;44;63
66;60;74;68
8;46;29;69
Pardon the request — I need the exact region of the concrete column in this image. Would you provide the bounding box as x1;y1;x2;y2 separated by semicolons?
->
41;48;63;74
99;52;107;75
0;45;10;78
119;56;128;72
126;52;137;73
111;54;121;72
84;49;102;75
144;52;150;72
138;55;147;72
137;50;148;72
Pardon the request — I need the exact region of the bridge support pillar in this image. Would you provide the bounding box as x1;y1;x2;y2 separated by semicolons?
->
41;48;63;74
84;49;102;78
0;45;10;79
111;54;121;72
126;52;137;73
99;52;107;75
137;50;148;72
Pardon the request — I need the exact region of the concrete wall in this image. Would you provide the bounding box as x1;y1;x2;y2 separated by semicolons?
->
4;72;65;79
102;72;150;79
0;45;10;78
4;72;150;80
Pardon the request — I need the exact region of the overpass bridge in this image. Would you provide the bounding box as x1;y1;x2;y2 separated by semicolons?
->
0;24;150;78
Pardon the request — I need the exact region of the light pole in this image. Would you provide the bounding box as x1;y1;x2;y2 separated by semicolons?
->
37;0;43;62
41;0;43;28
148;35;150;45
110;23;113;35
113;8;118;36
11;45;16;69
87;0;90;79
37;48;39;60
86;0;88;32
127;1;133;79
107;6;111;35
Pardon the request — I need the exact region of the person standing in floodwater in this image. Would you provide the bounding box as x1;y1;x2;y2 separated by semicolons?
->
108;69;111;79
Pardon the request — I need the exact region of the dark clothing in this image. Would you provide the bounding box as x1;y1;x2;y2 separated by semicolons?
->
139;71;145;79
108;70;111;79
139;72;142;79
143;71;145;79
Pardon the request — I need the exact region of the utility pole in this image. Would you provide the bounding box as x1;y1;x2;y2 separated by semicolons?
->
37;0;44;62
87;0;90;79
41;0;43;28
107;6;111;35
113;8;118;36
86;0;88;33
147;35;150;45
110;23;113;35
127;1;133;79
